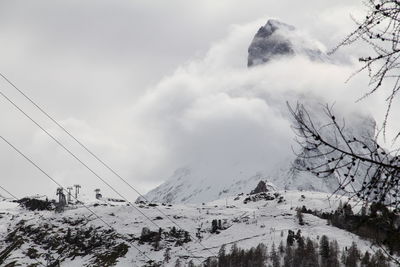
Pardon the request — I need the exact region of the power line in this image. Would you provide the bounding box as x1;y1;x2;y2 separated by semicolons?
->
0;89;207;262
0;134;153;265
0;184;19;200
0;72;217;258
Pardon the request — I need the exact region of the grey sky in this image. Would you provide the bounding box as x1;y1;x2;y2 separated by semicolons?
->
2;0;395;200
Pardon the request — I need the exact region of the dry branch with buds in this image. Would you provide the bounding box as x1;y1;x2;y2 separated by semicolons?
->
289;103;400;210
331;0;400;136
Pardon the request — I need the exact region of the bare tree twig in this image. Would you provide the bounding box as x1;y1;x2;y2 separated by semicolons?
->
330;0;400;138
288;102;400;210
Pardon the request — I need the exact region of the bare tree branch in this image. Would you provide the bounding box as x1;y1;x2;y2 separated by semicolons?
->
330;0;400;137
288;102;400;210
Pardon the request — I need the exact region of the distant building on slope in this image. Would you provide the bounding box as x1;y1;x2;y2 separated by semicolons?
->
94;188;102;199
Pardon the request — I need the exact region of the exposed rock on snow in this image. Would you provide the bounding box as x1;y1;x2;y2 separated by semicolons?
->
250;180;271;195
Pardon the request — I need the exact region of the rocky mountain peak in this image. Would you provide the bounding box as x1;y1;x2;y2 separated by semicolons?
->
248;19;327;67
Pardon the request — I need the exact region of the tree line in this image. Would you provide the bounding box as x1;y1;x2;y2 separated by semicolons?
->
199;233;390;267
157;230;391;267
299;202;400;256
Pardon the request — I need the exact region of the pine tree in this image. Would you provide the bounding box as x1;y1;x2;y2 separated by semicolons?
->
360;251;370;267
170;226;177;237
278;240;285;255
271;243;280;267
230;243;240;267
211;219;218;233
345;242;360;267
184;231;191;243
361;205;367;217
140;227;151;243
296;230;302;240
218;244;227;267
328;240;340;267
254;243;267;267
303;238;319;267
319;235;330;266
283;245;294;267
247;247;256;267
205;257;218;267
343;204;353;217
340;248;347;265
153;233;161;251
370;250;389;267
287;230;295;247
293;236;305;267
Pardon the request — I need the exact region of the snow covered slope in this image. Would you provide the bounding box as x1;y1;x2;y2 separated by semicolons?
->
141;19;376;204
142;109;375;204
0;190;388;266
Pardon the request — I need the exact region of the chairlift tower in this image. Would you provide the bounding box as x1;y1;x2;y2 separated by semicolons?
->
67;187;73;203
74;184;81;199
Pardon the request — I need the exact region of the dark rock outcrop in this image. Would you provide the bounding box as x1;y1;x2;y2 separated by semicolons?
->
250;181;268;195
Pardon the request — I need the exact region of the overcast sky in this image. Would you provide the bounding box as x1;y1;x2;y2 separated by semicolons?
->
1;0;398;200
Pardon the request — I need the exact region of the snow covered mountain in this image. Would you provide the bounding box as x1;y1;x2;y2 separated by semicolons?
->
0;190;391;266
141;111;375;205
140;20;376;204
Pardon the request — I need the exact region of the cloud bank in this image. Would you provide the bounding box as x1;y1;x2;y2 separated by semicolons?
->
125;20;392;197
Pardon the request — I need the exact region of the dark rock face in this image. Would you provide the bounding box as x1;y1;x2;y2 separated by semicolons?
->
248;20;295;67
250;181;268;195
248;19;326;67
